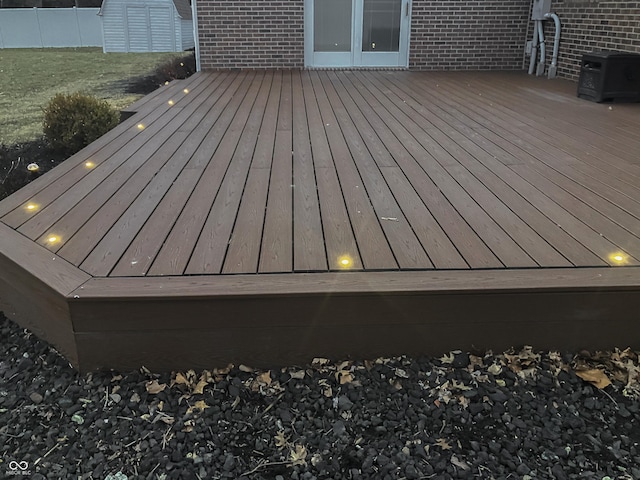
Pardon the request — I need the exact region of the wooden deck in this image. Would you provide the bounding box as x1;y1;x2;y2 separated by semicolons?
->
1;70;639;372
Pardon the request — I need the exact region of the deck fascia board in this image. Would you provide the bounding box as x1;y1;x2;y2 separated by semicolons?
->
0;222;91;296
68;267;640;301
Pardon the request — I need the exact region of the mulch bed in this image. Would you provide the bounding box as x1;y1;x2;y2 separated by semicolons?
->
1;312;640;479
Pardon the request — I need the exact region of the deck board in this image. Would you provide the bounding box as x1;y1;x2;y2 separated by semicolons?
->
2;70;640;371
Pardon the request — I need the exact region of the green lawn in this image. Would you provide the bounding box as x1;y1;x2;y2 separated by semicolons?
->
0;48;181;145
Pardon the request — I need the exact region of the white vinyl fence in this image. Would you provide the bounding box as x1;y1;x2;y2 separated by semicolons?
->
0;7;102;48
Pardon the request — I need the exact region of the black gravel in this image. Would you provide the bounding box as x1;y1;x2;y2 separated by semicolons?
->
2;311;640;480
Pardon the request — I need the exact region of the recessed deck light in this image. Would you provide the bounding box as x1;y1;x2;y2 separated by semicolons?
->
26;203;38;211
183;88;189;94
85;161;95;168
338;255;353;268
609;252;628;265
137;123;145;130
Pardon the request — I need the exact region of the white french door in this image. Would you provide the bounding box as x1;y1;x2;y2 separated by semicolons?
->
304;0;411;68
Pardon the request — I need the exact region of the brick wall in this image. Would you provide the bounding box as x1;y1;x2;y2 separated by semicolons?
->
196;0;533;71
409;0;531;70
531;1;640;80
197;0;304;70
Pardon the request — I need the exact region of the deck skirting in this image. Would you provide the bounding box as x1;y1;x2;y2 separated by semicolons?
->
1;71;640;371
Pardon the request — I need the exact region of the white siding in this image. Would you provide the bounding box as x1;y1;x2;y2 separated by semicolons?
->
101;0;193;53
125;5;150;52
180;18;195;50
102;0;127;52
149;6;175;51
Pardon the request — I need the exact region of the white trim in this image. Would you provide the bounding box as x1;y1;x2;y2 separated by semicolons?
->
192;0;201;71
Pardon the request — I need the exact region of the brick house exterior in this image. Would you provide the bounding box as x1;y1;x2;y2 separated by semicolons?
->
195;0;640;80
538;0;640;80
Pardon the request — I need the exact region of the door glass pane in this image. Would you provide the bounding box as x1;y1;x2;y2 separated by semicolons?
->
314;0;352;52
362;0;401;52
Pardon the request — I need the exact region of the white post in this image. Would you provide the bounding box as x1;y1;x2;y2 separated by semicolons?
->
192;0;201;71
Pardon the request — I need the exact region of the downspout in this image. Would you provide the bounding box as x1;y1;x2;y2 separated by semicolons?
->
536;19;546;76
192;0;201;72
544;12;561;78
528;20;539;75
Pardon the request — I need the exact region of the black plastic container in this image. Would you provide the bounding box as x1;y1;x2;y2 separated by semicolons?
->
577;51;640;102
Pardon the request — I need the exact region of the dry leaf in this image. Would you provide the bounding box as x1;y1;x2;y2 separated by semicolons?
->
258;371;272;385
451;454;470;470
290;444;308;466
440;353;455;364
336;370;354;384
192;380;208;395
274;431;288;448
337;360;351;371
395;368;409;378
289;370;306;380
239;364;255;373
146;380;167;394
312;357;330;368
575;369;612;389
173;372;189;386
182;419;195;433
435;438;452;450
186;400;209;415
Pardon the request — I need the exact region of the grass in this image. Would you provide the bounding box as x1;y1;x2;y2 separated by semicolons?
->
0;47;182;145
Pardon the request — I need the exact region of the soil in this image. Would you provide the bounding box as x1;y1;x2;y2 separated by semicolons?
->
0;140;68;201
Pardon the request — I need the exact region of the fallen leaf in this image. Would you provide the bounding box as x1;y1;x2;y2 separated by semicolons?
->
575;369;611;389
173;372;189;387
239;364;254;373
336;370;354;384
451;454;470;470
193;379;208;395
312;357;330;368
440;353;455;364
435;438;452;450
186;400;209;415
182;419;195;432
289;370;306;379
290;444;308;466
274;431;289;448
337;360;351;371
146;380;167;394
258;371;272;385
395;368;409;378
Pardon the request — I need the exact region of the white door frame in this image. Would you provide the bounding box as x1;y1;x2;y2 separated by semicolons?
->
304;0;412;68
